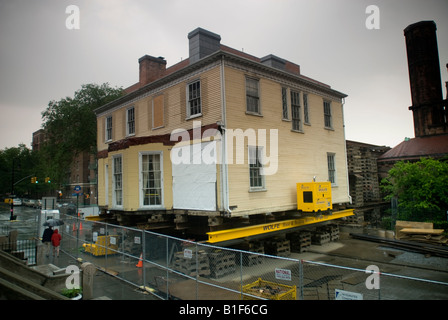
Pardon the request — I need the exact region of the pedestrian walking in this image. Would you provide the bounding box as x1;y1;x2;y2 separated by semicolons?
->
51;229;62;257
42;226;53;257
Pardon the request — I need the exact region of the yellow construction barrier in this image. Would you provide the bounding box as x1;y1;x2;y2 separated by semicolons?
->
242;278;296;300
83;235;119;256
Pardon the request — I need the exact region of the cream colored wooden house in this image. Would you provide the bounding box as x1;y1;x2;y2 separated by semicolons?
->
95;28;350;231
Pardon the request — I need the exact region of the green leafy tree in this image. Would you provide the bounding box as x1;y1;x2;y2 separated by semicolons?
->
0;144;38;197
381;158;448;212
40;83;123;186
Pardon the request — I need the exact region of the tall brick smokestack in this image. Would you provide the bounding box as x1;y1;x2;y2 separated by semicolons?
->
404;21;447;137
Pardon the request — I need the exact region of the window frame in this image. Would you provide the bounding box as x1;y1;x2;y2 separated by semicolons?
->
187;80;202;119
324;100;333;129
327;153;336;185
104;163;109;206
112;154;123;208
303;93;310;125
290;90;302;132
245;77;261;115
248;146;266;191
281;87;289;120
139;151;164;209
126;106;135;136
105;116;113;142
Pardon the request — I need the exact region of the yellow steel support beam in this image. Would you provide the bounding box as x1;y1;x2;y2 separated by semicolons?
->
207;209;354;243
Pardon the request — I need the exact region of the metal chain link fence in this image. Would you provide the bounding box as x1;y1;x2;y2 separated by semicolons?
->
59;214;448;300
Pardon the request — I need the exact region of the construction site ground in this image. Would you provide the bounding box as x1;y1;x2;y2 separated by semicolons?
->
163;225;448;300
35;225;448;300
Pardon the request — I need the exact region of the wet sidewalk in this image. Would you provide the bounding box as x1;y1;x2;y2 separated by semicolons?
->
42;250;160;300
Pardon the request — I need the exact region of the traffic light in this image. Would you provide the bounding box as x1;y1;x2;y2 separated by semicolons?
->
45;177;51;183
31;177;37;184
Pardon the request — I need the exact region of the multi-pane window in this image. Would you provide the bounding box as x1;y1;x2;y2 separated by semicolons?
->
249;146;264;189
327;153;336;184
188;80;201;117
105;116;112;141
324;100;332;128
291;91;302;131
246;77;260;114
113;155;123;206
127;107;135;135
282;87;289;120
304;93;310;124
141;153;162;206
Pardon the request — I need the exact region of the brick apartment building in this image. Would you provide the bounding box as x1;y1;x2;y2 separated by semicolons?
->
32;129;97;204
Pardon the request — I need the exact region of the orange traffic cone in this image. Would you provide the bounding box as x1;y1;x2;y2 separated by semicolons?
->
136;253;143;268
79;222;83;230
72;223;76;231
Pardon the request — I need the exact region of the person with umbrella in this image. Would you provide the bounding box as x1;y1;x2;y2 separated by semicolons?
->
42;226;53;257
43;219;64;227
42;219;64;257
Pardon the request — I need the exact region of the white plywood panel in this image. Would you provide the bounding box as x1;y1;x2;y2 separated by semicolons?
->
172;141;217;210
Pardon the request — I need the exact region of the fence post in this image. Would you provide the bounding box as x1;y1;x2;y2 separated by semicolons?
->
142;230;146;290
104;222;108;273
166;237;169;300
196;242;199;300
378;273;381;300
76;214;80;260
240;251;243;300
299;260;304;300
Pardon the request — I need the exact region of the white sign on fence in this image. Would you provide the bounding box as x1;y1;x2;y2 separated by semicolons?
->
335;289;363;300
275;268;292;281
184;249;193;259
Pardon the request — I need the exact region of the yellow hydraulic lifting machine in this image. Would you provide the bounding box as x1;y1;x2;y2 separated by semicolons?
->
207;209;354;243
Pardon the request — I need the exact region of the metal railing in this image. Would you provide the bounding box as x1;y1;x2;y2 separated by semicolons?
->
58;214;448;300
0;239;38;265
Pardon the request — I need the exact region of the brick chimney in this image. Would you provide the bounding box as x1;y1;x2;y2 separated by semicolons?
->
139;55;167;86
188;28;221;64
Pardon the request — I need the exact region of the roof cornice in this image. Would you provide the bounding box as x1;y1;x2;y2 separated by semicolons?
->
94;50;347;116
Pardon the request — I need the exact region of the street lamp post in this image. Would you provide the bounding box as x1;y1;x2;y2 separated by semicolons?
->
10;159;16;221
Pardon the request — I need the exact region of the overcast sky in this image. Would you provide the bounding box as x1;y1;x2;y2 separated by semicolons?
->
1;0;447;150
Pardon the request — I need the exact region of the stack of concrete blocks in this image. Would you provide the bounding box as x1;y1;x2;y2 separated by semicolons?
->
264;238;291;257
234;241;264;266
172;249;210;277
323;224;340;241
311;225;340;245
345;211;364;226
311;228;331;245
208;249;236;278
303;276;345;300
287;231;311;253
